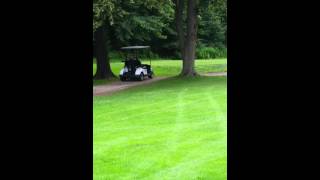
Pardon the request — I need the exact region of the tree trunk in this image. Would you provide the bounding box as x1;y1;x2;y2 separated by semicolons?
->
180;0;198;76
174;0;185;60
94;25;115;79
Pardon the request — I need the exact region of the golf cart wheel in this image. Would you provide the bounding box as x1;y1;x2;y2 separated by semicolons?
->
120;76;125;81
148;73;153;79
139;73;144;81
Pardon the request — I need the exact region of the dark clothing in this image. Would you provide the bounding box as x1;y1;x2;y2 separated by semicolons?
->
125;60;142;73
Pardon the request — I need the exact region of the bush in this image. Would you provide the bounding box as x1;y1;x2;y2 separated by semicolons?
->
139;50;160;59
196;47;227;59
109;51;122;59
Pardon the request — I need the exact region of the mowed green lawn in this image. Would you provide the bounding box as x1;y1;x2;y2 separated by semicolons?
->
94;76;227;179
93;59;227;77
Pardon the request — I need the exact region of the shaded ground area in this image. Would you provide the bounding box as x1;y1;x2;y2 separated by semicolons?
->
93;72;226;96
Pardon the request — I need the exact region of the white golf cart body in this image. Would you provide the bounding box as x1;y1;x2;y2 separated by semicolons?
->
119;67;149;76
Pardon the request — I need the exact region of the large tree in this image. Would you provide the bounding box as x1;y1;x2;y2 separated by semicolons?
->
174;0;199;76
94;24;115;79
93;0;116;79
174;0;185;60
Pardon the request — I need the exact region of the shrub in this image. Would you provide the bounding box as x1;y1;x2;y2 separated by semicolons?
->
196;47;227;59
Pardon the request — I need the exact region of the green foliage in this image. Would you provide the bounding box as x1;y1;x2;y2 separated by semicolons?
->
149;0;227;59
108;51;122;59
138;50;160;59
196;47;217;59
114;15;170;42
196;47;227;59
93;0;175;42
94;0;174;43
93;0;227;59
93;0;115;32
198;0;227;48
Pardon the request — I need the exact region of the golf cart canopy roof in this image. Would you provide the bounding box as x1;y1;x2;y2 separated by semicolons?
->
120;46;150;50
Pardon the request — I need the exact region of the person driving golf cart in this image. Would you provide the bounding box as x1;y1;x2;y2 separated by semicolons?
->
124;56;141;67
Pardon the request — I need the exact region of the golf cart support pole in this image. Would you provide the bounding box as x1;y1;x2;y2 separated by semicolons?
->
149;48;151;66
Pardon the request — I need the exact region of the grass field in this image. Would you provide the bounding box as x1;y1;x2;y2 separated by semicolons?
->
93;76;227;179
93;58;227;77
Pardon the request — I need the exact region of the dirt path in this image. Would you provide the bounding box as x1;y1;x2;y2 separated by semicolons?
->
201;72;227;76
93;72;227;96
93;77;168;96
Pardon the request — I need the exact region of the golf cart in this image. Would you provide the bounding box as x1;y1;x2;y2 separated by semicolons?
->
119;46;153;81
